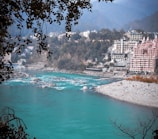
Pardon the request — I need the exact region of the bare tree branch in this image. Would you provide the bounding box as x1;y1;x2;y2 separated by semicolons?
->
112;111;158;139
112;120;137;139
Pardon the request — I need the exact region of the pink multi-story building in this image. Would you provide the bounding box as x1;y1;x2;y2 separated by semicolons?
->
130;36;158;73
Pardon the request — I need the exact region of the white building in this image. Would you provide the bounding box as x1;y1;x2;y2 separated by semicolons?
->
111;30;144;68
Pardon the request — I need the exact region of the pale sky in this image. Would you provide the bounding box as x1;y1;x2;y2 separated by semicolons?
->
113;0;124;3
91;0;124;3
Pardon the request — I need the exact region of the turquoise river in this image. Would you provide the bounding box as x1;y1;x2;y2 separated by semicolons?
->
0;71;157;139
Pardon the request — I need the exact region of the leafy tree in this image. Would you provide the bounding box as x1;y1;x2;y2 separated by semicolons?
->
0;0;113;82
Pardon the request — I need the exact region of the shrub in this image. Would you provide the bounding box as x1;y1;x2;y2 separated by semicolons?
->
126;75;158;84
0;107;35;139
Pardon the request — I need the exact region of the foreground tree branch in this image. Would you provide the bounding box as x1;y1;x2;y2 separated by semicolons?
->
112;120;138;139
0;0;113;82
0;107;35;139
112;111;158;139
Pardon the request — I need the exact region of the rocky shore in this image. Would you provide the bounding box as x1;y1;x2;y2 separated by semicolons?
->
95;80;158;108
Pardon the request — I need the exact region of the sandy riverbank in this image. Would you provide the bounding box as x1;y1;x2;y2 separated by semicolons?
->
95;80;158;108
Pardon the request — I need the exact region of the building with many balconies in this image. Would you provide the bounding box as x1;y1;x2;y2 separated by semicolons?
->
130;36;158;73
110;30;144;70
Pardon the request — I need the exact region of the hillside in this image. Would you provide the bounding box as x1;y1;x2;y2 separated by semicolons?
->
124;11;158;32
12;29;124;70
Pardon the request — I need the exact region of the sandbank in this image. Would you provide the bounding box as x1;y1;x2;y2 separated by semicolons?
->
95;80;158;108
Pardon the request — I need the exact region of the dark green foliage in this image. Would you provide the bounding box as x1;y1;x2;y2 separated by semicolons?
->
0;61;14;83
0;107;35;139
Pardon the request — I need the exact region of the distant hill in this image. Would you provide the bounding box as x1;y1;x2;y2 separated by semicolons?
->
124;11;158;32
9;0;158;34
73;0;158;31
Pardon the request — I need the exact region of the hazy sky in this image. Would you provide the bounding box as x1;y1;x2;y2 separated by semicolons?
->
75;0;158;30
113;0;124;3
91;0;124;3
11;0;158;33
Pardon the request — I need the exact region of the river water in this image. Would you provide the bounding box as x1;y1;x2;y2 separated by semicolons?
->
0;71;157;139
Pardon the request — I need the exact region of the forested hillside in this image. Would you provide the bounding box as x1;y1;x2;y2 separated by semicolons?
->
13;29;125;70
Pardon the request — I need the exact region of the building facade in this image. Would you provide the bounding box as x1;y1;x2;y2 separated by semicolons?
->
111;30;144;69
126;30;144;41
112;39;137;54
130;36;158;73
112;30;143;54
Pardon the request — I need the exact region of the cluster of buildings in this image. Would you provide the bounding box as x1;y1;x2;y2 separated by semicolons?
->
4;29;158;74
108;30;158;74
130;36;158;73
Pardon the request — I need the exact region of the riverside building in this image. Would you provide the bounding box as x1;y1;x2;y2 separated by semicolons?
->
110;30;144;70
130;36;158;73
